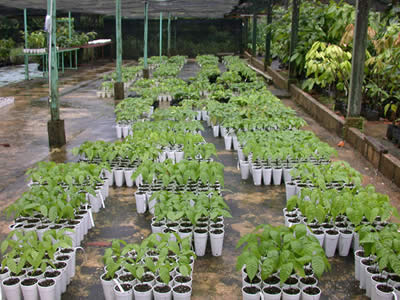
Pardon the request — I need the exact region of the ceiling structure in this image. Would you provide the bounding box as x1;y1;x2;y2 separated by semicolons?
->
0;0;240;18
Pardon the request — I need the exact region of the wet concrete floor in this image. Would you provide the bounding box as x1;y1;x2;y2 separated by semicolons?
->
1;61;400;299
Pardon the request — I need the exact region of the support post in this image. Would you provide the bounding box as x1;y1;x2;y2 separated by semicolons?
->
252;14;257;57
244;17;248;52
114;0;124;100
167;13;171;57
47;0;66;149
143;1;149;78
24;8;29;81
174;17;177;51
264;0;272;69
68;12;72;68
288;0;300;82
159;12;163;59
347;0;370;118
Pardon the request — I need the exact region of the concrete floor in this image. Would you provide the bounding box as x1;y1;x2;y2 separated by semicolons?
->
1;61;400;299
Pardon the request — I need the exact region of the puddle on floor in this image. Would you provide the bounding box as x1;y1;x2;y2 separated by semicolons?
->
0;63;43;87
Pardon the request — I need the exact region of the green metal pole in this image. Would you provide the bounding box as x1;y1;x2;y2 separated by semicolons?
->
347;0;371;117
159;12;163;59
264;0;272;69
244;17;248;52
49;0;59;121
116;0;122;83
144;1;148;69
174;17;177;51
167;13;171;57
289;0;300;81
24;8;29;80
68;12;72;68
114;0;124;99
252;14;257;57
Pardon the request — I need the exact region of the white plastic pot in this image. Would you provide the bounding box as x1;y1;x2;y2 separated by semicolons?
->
114;283;133;300
242;285;261;300
240;161;250;180
194;229;208;257
283;167;293;183
220;126;227;137
122;125;130;138
354;250;365;281
262;167;272;185
338;230;353;257
153;284;172;300
285;182;296;201
45;270;62;300
210;229;224;256
232;135;239;150
38;278;56;300
375;284;394;300
101;273;116;300
301;286;321;300
175;151;185;163
272;168;283;185
213;125;220;137
282;287;301;300
323;230;339;258
116;124;122;138
262;286;282;300
252;167;262;186
21;278;39;300
114;169;124;187
2;277;22;300
133;283;153;300
224;135;233;150
173;284;192;300
135;192;147;214
124;169;134;187
0;268;10;300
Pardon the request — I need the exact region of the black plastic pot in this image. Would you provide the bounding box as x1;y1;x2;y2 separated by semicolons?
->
364;108;380;121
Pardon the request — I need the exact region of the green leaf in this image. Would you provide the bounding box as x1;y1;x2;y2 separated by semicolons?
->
311;256;325;278
245;256;259;282
279;262;293;284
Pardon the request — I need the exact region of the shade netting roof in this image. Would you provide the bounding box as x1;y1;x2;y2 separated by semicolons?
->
0;0;240;18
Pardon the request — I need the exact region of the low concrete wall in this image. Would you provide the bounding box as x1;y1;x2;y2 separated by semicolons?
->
245;52;400;188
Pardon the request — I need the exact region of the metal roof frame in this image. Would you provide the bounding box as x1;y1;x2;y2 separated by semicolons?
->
0;0;239;18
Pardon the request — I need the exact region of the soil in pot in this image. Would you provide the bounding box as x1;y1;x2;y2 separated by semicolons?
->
101;273;118;281
179;228;192;233
304;269;313;276
313;230;324;235
283;287;300;295
134;283;152;292
244;276;261;284
377;284;394;293
28;270;43;277
38;279;54;287
284;277;298;285
44;270;60;278
212;229;224;234
10;270;26;277
154;285;171;293
4;278;20;285
211;223;224;229
194;229;207;234
243;286;260;294
115;283;132;292
175;275;191;283
264;275;280;285
300;277;316;285
326;229;338;235
174;285;191;293
140;274;155;282
303;286;320;295
21;278;38;286
263;286;280;294
120;274;135;282
156;275;172;283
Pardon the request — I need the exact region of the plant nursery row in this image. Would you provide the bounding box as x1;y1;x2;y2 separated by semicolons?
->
2;54;400;300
